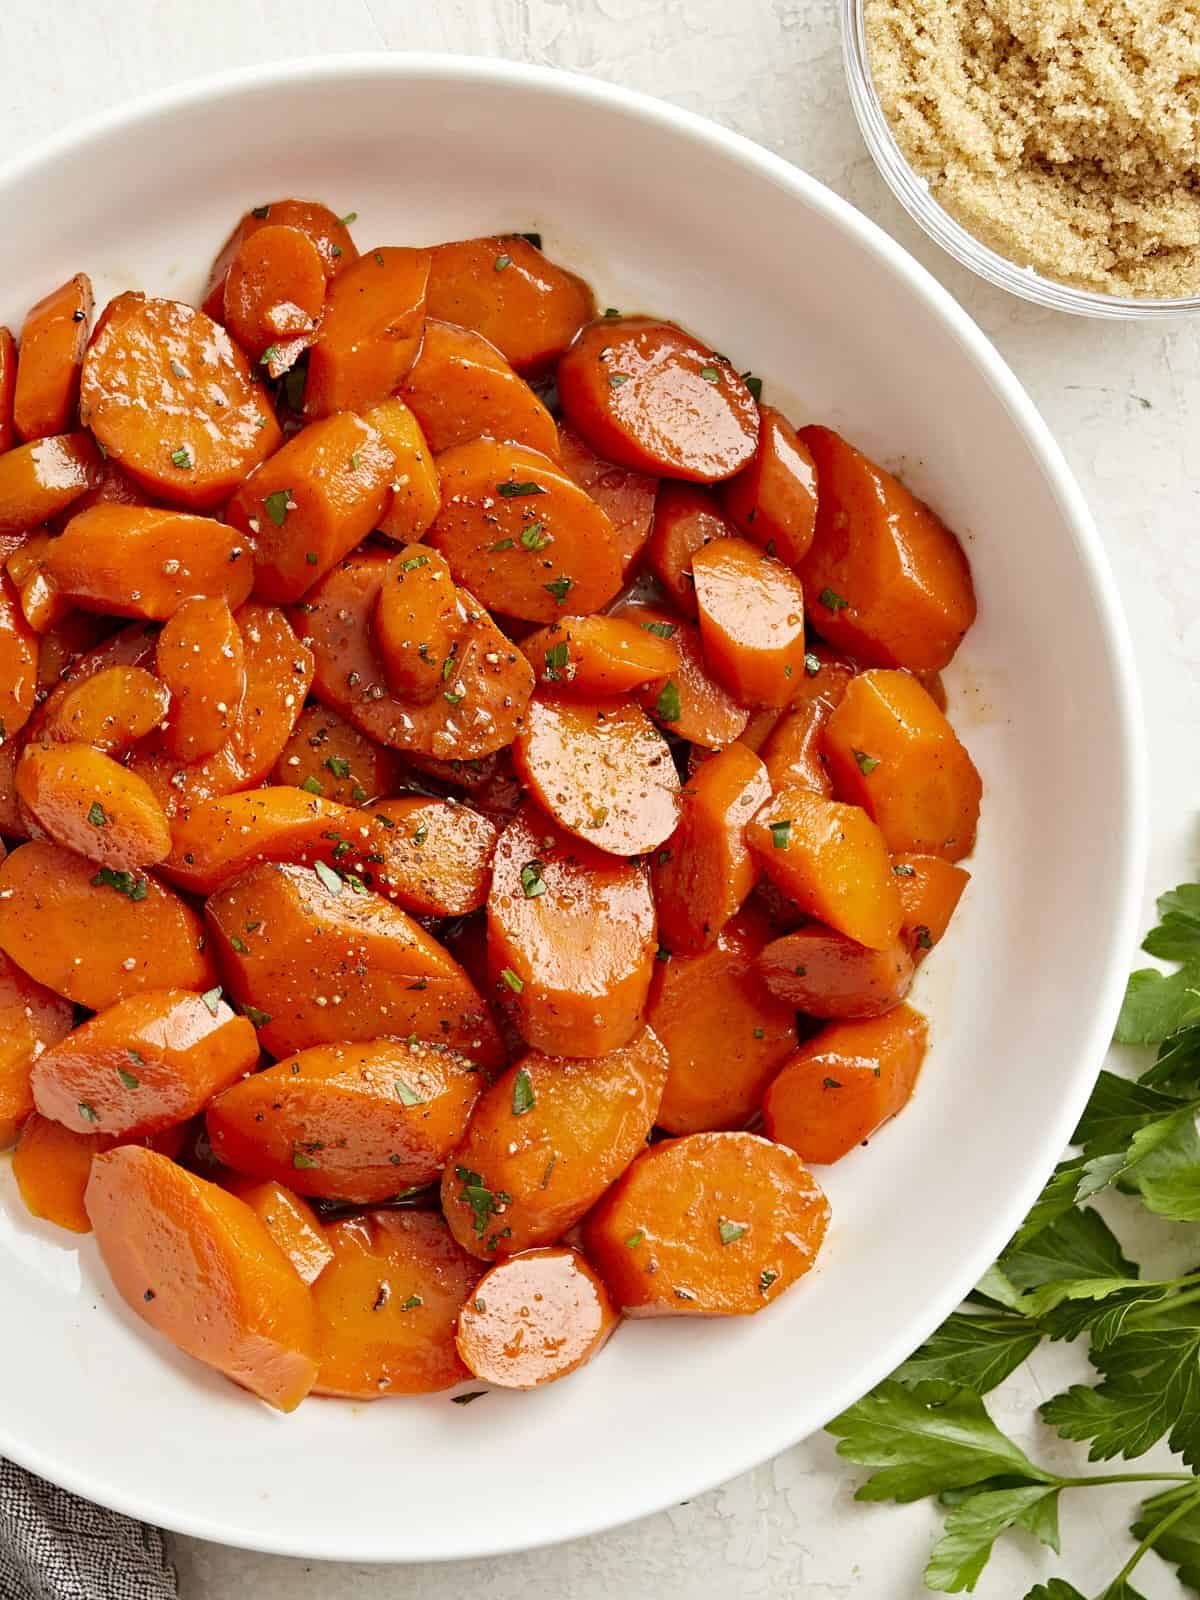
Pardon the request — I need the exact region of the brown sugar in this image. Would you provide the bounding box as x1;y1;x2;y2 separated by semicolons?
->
864;0;1200;298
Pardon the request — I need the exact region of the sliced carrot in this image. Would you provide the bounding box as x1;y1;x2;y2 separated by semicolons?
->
17;741;172;870
204;860;504;1068
220;1176;332;1286
512;694;679;856
646;482;735;616
13;1112;102;1232
79;293;281;510
747;788;901;950
0;951;73;1147
692;536;807;707
441;1028;667;1258
35;613;113;694
399;319;559;457
0;432;99;535
487;802;657;1057
41;664;169;753
304;246;430;417
86;1146;319;1412
228;412;394;603
202;199;358;319
372;546;463;703
156;597;245;761
32;988;257;1139
583;1131;829;1315
823;669;982;860
31;618;157;739
558;319;758;481
892;853;971;959
14;273;93;442
0;839;214;1009
46;455;149;530
0;571;37;743
0;741;20;837
617;602;749;749
368;796;497;917
429;439;623;623
42;504;254;621
521;614;678;697
719;406;818;565
223;224;326;375
798;425;976;671
163;787;373;895
296;547;533;761
456;1247;616;1388
363;397;441;542
273;703;401;806
425;235;595;373
760;700;832;795
763;1004;928;1163
755;924;914;1018
0;327;16;453
207;1038;480;1202
556;422;657;573
313;1210;478;1397
652;741;769;953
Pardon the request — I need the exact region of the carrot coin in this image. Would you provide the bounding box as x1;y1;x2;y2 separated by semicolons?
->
400;319;559;457
16;741;172;870
0;952;73;1149
616;602;749;750
755;924;914;1019
0;432;99;536
40;664;170;754
222;223;326;374
14;273;93;442
372;546;463;703
646;482;735;616
521;614;679;697
156;597;246;761
691;536;807;707
304;246;430;417
202;198;358;319
456;1247;617;1389
556;422;657;572
719;406;818;566
426;235;594;373
0;327;16;453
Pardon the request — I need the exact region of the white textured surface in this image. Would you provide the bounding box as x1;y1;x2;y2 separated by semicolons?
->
0;2;1194;1595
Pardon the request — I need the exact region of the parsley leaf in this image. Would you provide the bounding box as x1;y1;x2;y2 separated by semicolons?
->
1130;1483;1200;1591
1116;964;1200;1045
511;1067;535;1116
892;1312;1043;1396
263;489;291;528
925;1485;1061;1593
91;867;148;901
655;680;681;723
1143;884;1200;961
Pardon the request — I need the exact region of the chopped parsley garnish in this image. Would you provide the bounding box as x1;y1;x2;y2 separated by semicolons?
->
543;640;569;679
769;820;792;850
819;586;849;612
395;1079;424;1106
718;1220;746;1245
625;1231;644;1248
741;371;763;402
170;446;192;470
400;1294;423;1311
242;1005;272;1028
251;204;271;219
914;925;933;950
543;576;573;604
87;802;108;828
655;680;682;723
520;521;551;551
451;1391;486;1405
453;1165;511;1238
494;253;512;272
263;489;291;527
324;754;351;779
78;1102;99;1124
497;481;545;498
511;1068;535;1116
314;860;343;895
399;553;429;572
300;775;323;795
854;749;880;775
117;1067;140;1090
641;620;676;639
292;1149;320;1170
338;210;358;226
804;652;821;676
893;862;916;877
443;688;465;706
230;936;249;955
520;860;547;899
200;986;222;1016
91;867;148;901
699;366;720;383
759;1269;778;1295
499;967;524;994
489;537;515;552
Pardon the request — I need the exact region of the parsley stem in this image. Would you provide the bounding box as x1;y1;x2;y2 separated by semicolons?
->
1126;1281;1200;1324
1057;1470;1195;1488
1103;1478;1200;1589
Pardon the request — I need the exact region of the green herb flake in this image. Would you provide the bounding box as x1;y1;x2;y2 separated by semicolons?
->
117;1066;140;1090
91;867;148;901
819;586;849;612
718;1220;746;1245
520;859;547;899
453;1164;512;1238
854;749;881;776
544;576;573;604
914;925;933;951
608;372;630;388
625;1230;644;1248
338;210;358;226
87;802;108;828
893;862;916;877
769;819;792;850
655;679;682;723
300;774;323;795
400;1294;423;1311
242;1005;272;1028
395;1079;424;1106
292;1149;320;1170
200;986;222;1016
511;1068;536;1116
543;640;570;680
520;521;551;551
399;553;429;571
497;481;546;499
411;823;428;847
641;620;676;639
263;489;291;528
351;785;368;804
324;755;352;780
500;967;524;994
230;936;249;955
494;253;512;272
700;366;721;383
489;537;515;552
170;446;192;470
742;372;764;402
443;689;465;706
604;306;621;318
759;1269;778;1295
314;860;343;895
251;204;271;219
451;1391;487;1405
78;1102;99;1124
804;652;821;676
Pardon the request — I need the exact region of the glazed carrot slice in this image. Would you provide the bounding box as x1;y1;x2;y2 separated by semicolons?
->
892;853;971;959
295;548;534;761
520;614;679;697
646;482;734;617
223;224;326;375
755;924;914;1018
0;952;73;1148
274;704;401;807
747;788;901;950
368;796;498;917
456;1247;616;1388
156;597;246;761
617;602;749;749
512;694;680;856
207;1038;480;1202
0;741;20;837
0;327;16;453
399;319;559;457
760;700;833;795
130;604;314;817
79;293;281;510
429;439;623;623
441;1028;668;1258
363;397;441;542
32;988;257;1139
163;787;374;895
42;504;254;620
14;273;93;442
220;1176;332;1287
824;669;982;861
0;571;37;743
692;537;807;707
205;860;504;1068
652;741;769;952
16;741;172;870
487;802;657;1057
34;614;111;697
583;1131;829;1315
798;425;976;671
202;198;358;319
32;618;158;740
425;235;595;374
647;906;796;1133
86;1146;319;1412
556;422;657;573
763;1004;928;1164
13;1112;102;1232
40;665;170;753
0;840;214;1009
46;455;149;530
0;432;99;535
719;406;818;565
304;246;431;417
372;545;463;703
313;1210;478;1398
227;411;395;603
558;319;758;482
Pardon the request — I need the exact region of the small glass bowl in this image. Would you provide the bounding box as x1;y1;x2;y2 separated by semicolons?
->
841;0;1200;319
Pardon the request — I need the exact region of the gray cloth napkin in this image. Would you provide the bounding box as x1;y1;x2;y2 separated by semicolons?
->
0;1459;176;1600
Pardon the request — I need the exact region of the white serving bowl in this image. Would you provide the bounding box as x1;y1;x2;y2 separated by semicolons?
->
0;54;1145;1563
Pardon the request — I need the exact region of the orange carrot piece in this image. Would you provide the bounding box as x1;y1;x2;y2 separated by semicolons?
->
13;1112;102;1232
202;199;358;319
692;536;807;707
363;397;441;542
273;703;402;806
368;796;498;917
521;614;679;697
0;571;37;742
760;700;832;796
0;952;73;1148
456;1247;617;1388
304;246;430;417
719;406;818;565
372;545;463;703
892;853;971;958
0;327;16;453
16;741;172;870
156;597;246;761
0;432;99;536
617;602;749;749
645;481;734;617
222;224;326;374
755;924;914;1018
399;319;559;457
556;422;657;573
14;273;93;442
426;235;595;373
220;1176;332;1287
40;664;169;753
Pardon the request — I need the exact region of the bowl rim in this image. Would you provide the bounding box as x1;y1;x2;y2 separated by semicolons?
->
0;50;1149;1561
841;0;1200;319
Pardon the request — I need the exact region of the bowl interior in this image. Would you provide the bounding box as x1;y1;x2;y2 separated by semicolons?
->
0;57;1143;1562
